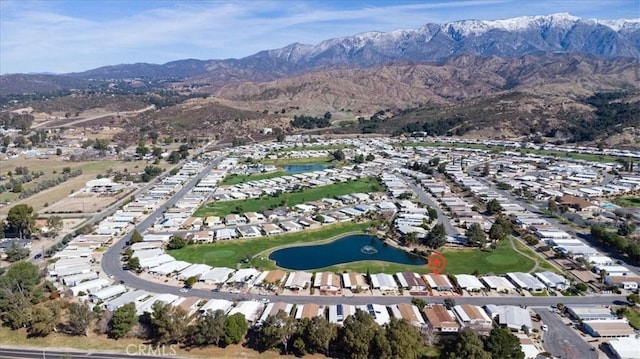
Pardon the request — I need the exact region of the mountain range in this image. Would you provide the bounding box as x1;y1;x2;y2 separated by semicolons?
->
1;13;639;96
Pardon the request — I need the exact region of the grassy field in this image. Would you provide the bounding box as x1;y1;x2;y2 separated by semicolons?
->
0;327;311;359
260;157;333;165
170;222;372;268
280;144;353;151
440;239;536;274
193;177;382;217
511;237;560;273
622;307;640;329
220;171;286;185
613;196;640;208
398;141;628;163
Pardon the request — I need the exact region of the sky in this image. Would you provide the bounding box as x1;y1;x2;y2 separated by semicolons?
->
1;0;639;74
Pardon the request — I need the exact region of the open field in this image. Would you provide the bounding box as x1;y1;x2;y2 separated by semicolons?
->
170;222;372;268
622;307;640;329
613;196;640;208
398;141;628;163
440;238;536;274
0;157;171;215
511;237;561;273
260;157;333;165
193;177;382;217
43;191;133;214
0;327;309;359
220;171;286;185
280;144;354;151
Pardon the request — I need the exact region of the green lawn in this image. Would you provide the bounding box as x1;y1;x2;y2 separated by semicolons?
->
511;237;562;273
280;144;353;151
169;222;372;268
220;171;286;185
613;196;640;208
623;307;640;329
193;177;383;217
260;157;333;165
397;141;628;163
440;239;537;274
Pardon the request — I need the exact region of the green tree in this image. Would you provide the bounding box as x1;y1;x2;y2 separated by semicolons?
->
276;133;286;142
627;293;640;304
188;309;226;347
46;216;64;237
6;204;37;238
0;292;32;329
385;318;424;358
424;223;447;249
302;315;336;355
167;151;181;164
135;142;149;157
185;276;197;289
465;223;486;248
129;230;143;244
441;328;491;359
618;221;637;236
223;313;248;346
428;207;438;221
258;310;297;353
339;310;379;359
66;302;94;336
486;199;503;215
127;257;141;273
5;241;30;262
331;149;345;162
150;301;189;345
489;222;506;242
547;199;559;213
28;303;60;337
411;298;426;309
108;303;137;339
444;298;456;309
484;328;525;359
365;153;375;161
93;138;109;151
167;235;186;250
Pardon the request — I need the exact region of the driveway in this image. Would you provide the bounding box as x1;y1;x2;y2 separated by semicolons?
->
535;308;597;359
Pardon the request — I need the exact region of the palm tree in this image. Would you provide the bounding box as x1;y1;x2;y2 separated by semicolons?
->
599;269;607;292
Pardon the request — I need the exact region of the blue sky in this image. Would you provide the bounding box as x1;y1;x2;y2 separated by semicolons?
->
1;0;638;74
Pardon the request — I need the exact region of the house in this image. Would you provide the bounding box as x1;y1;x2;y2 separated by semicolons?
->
423;304;460;332
200;267;235;285
370;273;398;292
484;305;532;332
279;220;303;232
295;304;323;320
455;274;486;292
328;304;356;325
390;303;426;327
313;272;342;293
200;299;233;314
90;284;127;302
227;268;261;288
607;337;640;359
192;231;213;243
566;306;617;321
605;275;640;290
215;228;237;240
228;301;264;324
452;304;493;333
258;270;288;287
237;226;262;238
424;274;455;292
342;272;370;291
284;271;313;290
583;320;635;338
358;304;391;325
177;264;212;280
258;302;294;324
261;223;284;236
103;290;148;311
395;272;427;291
534;271;569;290
506;272;546;292
559;195;601;213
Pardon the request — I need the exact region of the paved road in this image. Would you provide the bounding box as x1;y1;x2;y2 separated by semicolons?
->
0;347;184;359
399;174;458;237
535;308;597;359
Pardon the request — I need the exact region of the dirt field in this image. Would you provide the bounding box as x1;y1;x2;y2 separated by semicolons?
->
43;190;134;214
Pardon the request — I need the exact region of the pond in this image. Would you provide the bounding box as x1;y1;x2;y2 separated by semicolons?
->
283;164;328;173
268;234;427;270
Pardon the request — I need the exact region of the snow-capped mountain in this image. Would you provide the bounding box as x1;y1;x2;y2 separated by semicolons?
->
245;12;639;70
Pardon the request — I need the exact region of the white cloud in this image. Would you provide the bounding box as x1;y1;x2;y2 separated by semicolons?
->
0;0;635;74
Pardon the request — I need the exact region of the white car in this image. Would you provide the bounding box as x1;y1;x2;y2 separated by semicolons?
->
179;288;188;293
541;324;548;331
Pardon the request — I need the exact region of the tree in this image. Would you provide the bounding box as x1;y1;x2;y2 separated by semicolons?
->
486;199;503;215
465;223;486;248
46;216;63;237
5;241;30;262
440;328;491;359
428;207;438;221
167;235;186;250
385;318;424;359
222;313;248;346
411;297;426;309
109;303;137;339
484;328;525;359
135;143;149;157
276;133;286;142
424;223;447;249
150;301;189;345
365;153;375;161
627;293;640;304
184;276;197;289
443;298;456;309
258;310;297;353
188;309;226;347
129;230;143;244
167;151;181;164
617;221;637;236
6;204;37;238
28;303;60;337
339;310;379;359
547;199;559;213
331;149;345;162
127;257;141;273
93;138;109;151
66;302;94;336
404;232;419;246
303;316;336;355
489;222;506;242
0;292;32;329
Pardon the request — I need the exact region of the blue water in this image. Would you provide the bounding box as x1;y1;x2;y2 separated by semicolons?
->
283;164;328;174
269;234;427;270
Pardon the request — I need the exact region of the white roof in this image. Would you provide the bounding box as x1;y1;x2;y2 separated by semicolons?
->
227;268;261;284
104;290;148;311
70;278;110;295
359;304;391;325
371;273;397;289
228;301;264;323
138;254;175;269
91;284;127;301
200;267;235;283
481;275;516;290
149;260;191;275
607;336;640;359
178;263;212;280
455;274;486;290
200;299;233;314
